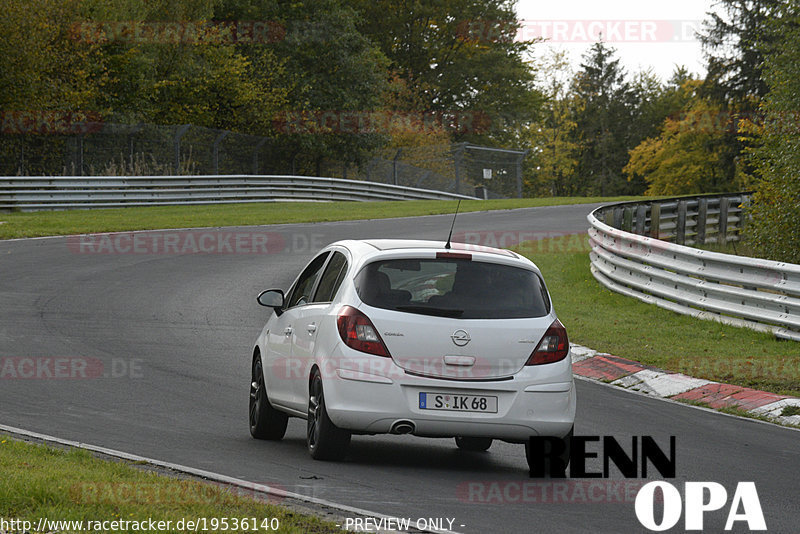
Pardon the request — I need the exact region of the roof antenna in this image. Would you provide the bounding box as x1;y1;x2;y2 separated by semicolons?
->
444;199;462;250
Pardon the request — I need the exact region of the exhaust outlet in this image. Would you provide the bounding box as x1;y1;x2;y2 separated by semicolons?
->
390;420;415;435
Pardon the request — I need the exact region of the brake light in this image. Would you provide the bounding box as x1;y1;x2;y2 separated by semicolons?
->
436;252;472;260
336;306;391;357
526;319;569;365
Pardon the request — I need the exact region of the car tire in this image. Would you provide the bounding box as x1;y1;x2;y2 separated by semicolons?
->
307;369;351;460
249;353;288;440
455;437;493;452
525;426;573;478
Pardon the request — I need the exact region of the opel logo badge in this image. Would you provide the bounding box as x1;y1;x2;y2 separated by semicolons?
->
451;329;471;347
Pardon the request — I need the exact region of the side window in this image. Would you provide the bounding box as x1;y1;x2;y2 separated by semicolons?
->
287;252;330;308
313;252;348;303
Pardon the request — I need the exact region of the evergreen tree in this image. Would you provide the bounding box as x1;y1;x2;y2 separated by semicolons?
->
699;0;778;106
571;41;639;195
699;0;781;188
745;1;800;263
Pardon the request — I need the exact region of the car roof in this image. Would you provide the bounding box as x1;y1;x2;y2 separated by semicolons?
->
326;239;541;274
359;239;519;258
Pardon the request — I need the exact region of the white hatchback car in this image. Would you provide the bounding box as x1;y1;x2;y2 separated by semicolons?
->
249;239;575;473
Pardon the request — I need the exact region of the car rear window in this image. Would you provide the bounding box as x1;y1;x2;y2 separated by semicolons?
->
355;258;550;319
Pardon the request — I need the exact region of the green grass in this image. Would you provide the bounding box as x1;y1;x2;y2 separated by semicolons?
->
0;436;340;534
0;197;641;240
519;236;800;397
673;399;800;428
781;405;800;417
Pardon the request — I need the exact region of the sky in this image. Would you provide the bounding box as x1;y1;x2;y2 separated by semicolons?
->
514;0;718;82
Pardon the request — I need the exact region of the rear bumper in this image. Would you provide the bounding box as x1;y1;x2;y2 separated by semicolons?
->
321;345;576;441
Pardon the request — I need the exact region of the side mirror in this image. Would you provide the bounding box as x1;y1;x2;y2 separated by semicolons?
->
257;289;285;315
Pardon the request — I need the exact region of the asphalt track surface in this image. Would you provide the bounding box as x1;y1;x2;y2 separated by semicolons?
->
1;203;798;533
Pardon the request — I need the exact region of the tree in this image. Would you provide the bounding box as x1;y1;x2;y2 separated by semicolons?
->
0;0;107;112
744;1;800;263
699;0;778;106
631;68;696;143
81;0;288;132
699;0;781;188
523;51;580;196
351;0;544;145
624;81;736;196
1;0;548;177
571;41;642;196
215;0;391;172
0;0;112;174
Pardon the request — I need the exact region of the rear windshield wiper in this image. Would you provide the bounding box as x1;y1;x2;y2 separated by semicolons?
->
394;305;464;318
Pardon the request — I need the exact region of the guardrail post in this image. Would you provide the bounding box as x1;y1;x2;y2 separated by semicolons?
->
622;206;633;232
173;125;191;174
77;135;85;176
719;196;729;244
516;150;529;199
649;203;661;238
127;123;143;173
676;200;687;245
613;207;623;229
18;141;25;176
252;138;267;174
453;145;464;195
392;149;402;186
212;131;230;175
696;198;708;245
635;205;646;235
734;194;749;239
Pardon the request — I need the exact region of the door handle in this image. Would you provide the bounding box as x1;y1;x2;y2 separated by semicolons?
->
307;323;317;334
284;326;293;336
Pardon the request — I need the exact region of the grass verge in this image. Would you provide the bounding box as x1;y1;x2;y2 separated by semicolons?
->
674;400;800;429
519;236;800;397
0;435;340;534
0;197;641;240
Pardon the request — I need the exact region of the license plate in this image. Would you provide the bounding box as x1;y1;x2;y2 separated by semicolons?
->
418;392;498;413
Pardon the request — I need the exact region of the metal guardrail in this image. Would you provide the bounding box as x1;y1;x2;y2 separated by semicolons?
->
594;193;751;246
588;193;800;341
0;175;476;210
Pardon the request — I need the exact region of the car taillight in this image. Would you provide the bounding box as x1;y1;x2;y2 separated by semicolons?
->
436;251;472;260
526;319;569;365
336;306;391;357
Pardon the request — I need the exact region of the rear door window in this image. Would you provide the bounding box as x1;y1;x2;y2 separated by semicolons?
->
313;251;348;303
355;258;550;319
286;252;330;308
